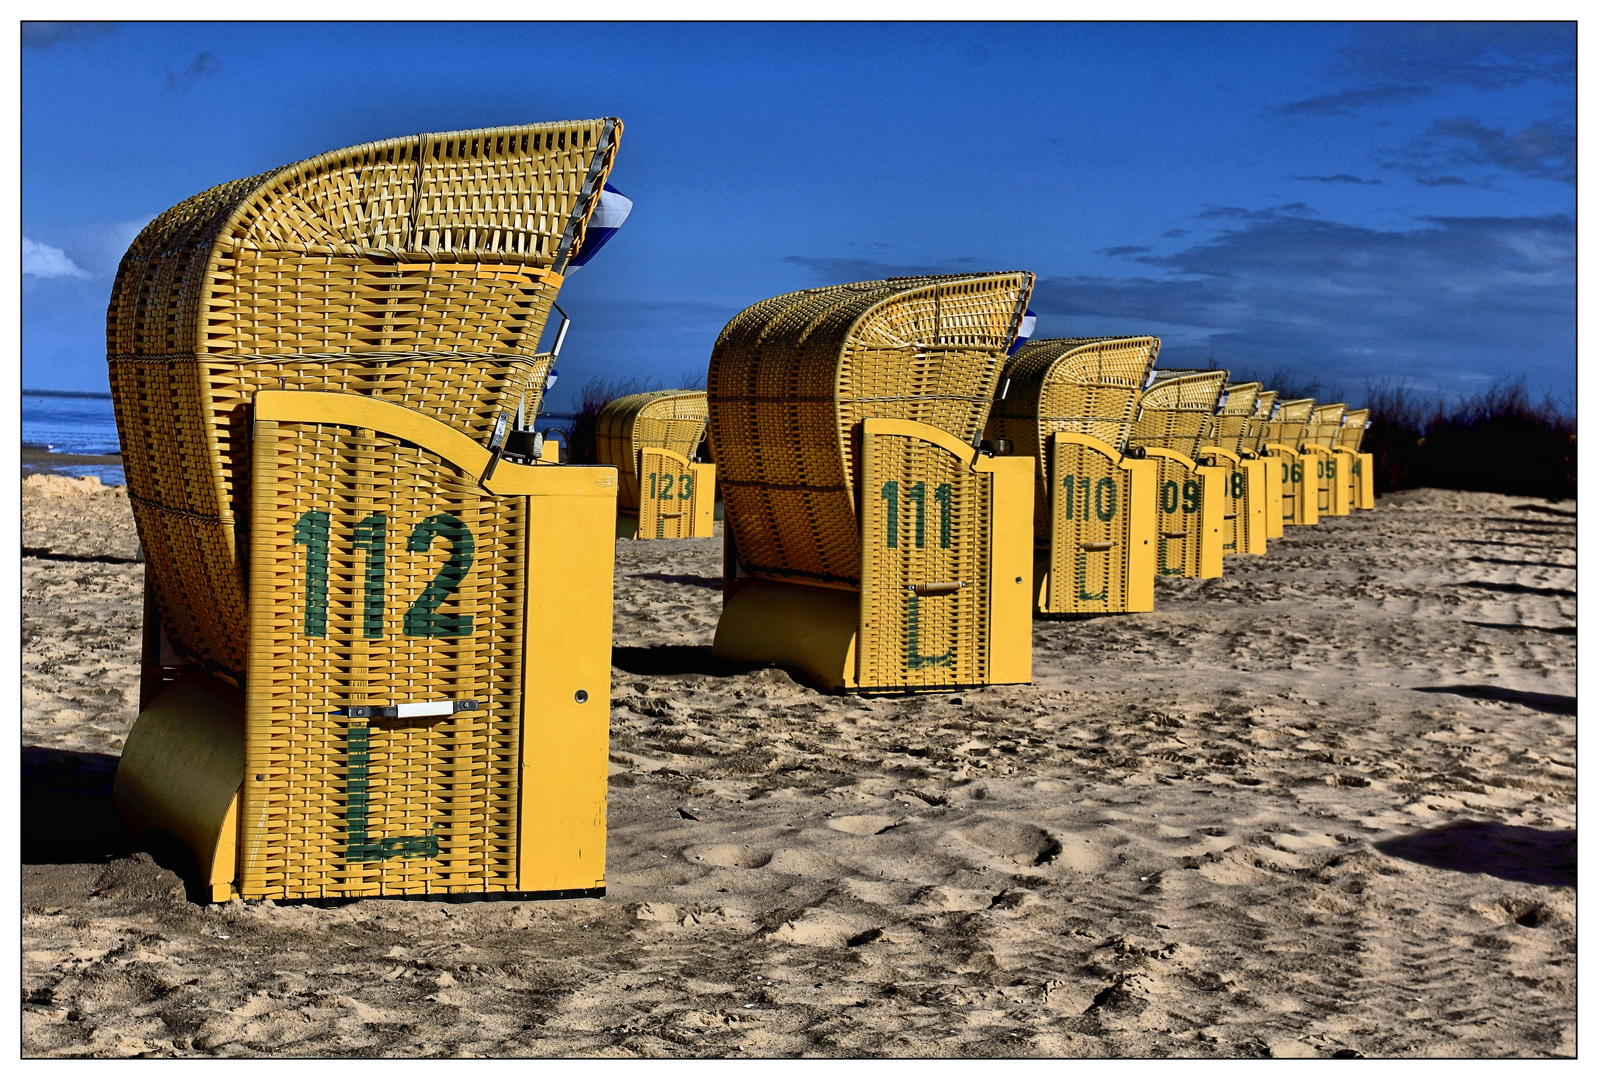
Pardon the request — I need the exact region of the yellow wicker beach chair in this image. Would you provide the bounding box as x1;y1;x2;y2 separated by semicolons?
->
1126;370;1229;579
108;120;625;902
1259;397;1319;527
1304;403;1351;517
1246;391;1285;538
709;274;1036;693
596;389;715;539
1335;407;1375;510
1202;382;1269;558
984;337;1159;615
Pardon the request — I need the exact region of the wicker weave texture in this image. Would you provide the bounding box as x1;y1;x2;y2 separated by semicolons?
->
1210;382;1261;455
1259;398;1315;450
857;429;992;689
1305;403;1347;449
1150;456;1208;577
1046;437;1143;613
1213;459;1256;555
1245;391;1279;454
984;336;1158;538
244;420;528;899
108;120;619;681
1265;450;1313;525
1339;409;1369;451
595;390;709;511
636;449;713;539
708;273;1033;589
1129;370;1228;460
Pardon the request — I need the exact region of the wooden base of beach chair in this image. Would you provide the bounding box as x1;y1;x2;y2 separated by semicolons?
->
113;672;246;902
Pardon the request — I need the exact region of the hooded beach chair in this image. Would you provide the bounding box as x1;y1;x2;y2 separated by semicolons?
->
1202;382;1269;557
1126;370;1229;579
1303;403;1351;517
1259;397;1319;526
1245;391;1285;538
709;274;1037;693
1337;408;1376;510
107;120;627;902
596;389;715;539
983;337;1159;615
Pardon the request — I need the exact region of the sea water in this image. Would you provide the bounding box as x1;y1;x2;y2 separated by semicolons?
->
22;393;125;486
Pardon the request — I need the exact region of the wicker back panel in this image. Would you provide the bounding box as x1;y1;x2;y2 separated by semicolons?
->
1339;409;1369;451
1129;370;1228;460
985;336;1158;539
108;119;618;681
1259;397;1315;449
1048;437;1140;613
595;390;709;511
1218;382;1260;416
708;273;1033;588
1305;403;1347;449
1211;382;1261;455
858;429;993;689
244;420;528;899
1245;391;1279;454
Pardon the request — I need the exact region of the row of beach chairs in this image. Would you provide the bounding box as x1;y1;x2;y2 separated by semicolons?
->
102;119;1373;904
697;278;1374;693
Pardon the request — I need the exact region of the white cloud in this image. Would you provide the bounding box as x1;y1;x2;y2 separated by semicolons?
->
22;237;91;280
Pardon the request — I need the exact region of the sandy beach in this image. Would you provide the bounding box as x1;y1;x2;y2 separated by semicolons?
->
21;477;1575;1058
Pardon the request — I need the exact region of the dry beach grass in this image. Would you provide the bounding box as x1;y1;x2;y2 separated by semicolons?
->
21;478;1575;1057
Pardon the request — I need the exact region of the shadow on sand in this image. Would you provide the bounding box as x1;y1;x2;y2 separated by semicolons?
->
1414;684;1576;716
1375;821;1575;888
21;745;134;863
611;644;765;679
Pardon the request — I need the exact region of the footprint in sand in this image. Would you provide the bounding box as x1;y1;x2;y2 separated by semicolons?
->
825;815;900;835
951;820;1064;867
681;843;773;869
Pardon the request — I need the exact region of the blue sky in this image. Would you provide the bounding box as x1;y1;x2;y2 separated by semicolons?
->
21;21;1576;411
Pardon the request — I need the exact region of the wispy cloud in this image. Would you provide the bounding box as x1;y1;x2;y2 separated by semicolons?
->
1195;203;1317;223
1100;245;1152;258
1376;116;1575;188
1276;22;1574;116
24;218;154;278
166;51;221;92
1026;213;1573;400
22;238;91;280
22;22;118;48
1293;173;1381;185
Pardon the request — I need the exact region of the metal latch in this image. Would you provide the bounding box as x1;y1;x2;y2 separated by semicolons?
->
338;699;480;719
909;580;967;597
